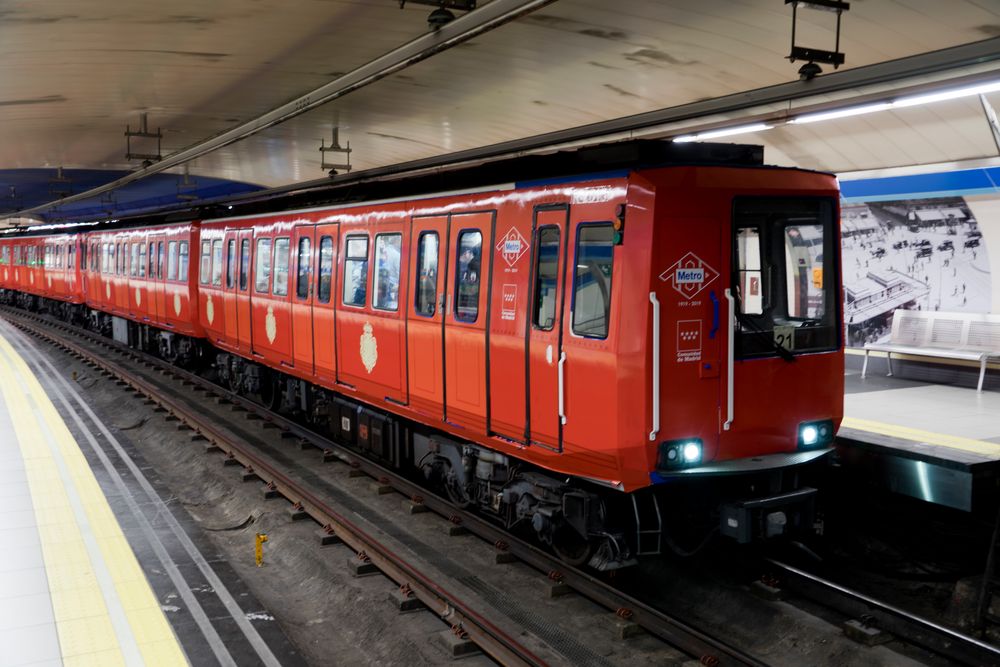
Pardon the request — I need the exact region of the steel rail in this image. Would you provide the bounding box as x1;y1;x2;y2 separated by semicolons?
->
2;0;557;222
766;557;1000;666
2;311;543;667
2;306;766;667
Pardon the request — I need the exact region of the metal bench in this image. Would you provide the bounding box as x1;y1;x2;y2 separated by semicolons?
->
862;309;1000;392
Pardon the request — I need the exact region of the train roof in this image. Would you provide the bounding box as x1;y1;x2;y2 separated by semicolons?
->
2;139;828;237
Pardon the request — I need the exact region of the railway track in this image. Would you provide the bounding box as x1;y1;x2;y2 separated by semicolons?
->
0;305;766;667
761;557;1000;666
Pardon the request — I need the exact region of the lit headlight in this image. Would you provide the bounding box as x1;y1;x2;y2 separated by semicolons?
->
682;441;702;463
798;420;835;449
658;438;704;469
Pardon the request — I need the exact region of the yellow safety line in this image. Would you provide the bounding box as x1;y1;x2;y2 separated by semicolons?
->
841;416;1000;458
0;332;187;666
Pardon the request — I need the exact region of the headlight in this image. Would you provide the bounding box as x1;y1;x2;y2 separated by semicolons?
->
798;420;834;449
658;438;704;469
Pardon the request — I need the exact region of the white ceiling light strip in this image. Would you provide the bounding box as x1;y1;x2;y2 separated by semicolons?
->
675;77;1000;140
672;123;775;143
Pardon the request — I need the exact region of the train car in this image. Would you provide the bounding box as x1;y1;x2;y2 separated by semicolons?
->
81;223;204;361
40;234;84;308
1;141;843;568
196;141;842;567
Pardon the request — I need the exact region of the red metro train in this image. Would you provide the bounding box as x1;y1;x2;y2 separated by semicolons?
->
0;142;843;568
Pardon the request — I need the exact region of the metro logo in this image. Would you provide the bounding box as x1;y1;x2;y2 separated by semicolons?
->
675;268;705;283
659;252;719;298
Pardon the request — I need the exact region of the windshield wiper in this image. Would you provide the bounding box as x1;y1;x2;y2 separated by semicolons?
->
734;309;795;363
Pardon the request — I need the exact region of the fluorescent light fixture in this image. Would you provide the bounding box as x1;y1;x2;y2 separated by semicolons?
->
673;123;773;143
894;80;1000;108
789;102;893;124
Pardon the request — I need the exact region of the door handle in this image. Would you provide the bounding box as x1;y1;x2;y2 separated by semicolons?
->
649;291;660;441
723;288;735;431
557;351;567;425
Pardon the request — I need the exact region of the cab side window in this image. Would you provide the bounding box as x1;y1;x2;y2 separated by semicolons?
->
454;230;482;323
342;236;368;307
571;224;614;339
226;239;236;289
532;226;560;330
178;241;189;280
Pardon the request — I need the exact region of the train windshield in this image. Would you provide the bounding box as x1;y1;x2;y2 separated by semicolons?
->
732;197;839;359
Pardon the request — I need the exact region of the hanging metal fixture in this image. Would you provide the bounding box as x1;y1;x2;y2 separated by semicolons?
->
786;0;850;81
399;1;477;30
319;126;353;175
125;112;163;165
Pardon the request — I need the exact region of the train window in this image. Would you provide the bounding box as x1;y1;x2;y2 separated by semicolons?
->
373;233;401;311
571;224;614;339
239;239;250;291
138;244;146;278
317;236;334;304
731;197;838;359
414;232;438;317
119;243;125;275
13;246;20;265
167;241;178;280
68;245;75;270
254;238;273;293
296;237;311;300
178;241;189;280
342;236;368;307
44;246;50;268
199;240;211;284
532;226;560;330
110;244;117;275
454;230;482;323
158;242;164;279
272;237;290;296
226;240;236;289
147;243;155;277
130;243;139;277
211;240;224;287
735;227;763;315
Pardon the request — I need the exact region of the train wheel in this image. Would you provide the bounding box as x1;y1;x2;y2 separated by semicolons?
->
259;367;280;411
552;528;593;568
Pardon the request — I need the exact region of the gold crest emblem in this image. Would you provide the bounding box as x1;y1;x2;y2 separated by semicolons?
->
3;269;7;281
135;287;141;306
106;282;111;299
174;293;181;316
360;321;378;373
47;276;52;288
206;293;215;325
265;305;277;344
30;272;34;285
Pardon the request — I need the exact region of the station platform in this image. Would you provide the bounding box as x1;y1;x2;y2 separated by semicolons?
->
836;350;1000;513
0;319;300;666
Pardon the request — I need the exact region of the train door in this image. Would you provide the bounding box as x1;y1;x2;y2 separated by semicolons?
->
407;215;448;416
526;205;569;450
236;229;253;353
291;225;316;374
222;230;240;348
443;211;493;431
151;236;166;324
312;224;338;384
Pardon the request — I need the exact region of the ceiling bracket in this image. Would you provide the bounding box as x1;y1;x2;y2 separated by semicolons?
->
48;167;73;199
177;164;200;201
125;112;163;165
320;127;352;175
786;0;849;80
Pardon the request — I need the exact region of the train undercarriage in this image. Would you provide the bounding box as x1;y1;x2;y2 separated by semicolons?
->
1;293;825;569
